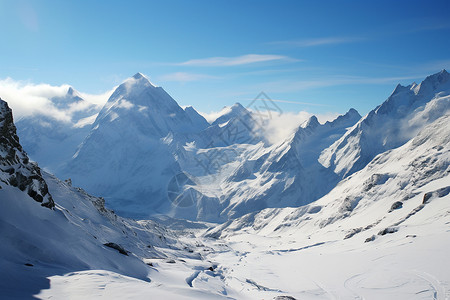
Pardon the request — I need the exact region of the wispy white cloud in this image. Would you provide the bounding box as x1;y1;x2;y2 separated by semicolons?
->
198;107;232;124
270;36;361;47
79;89;114;105
260;110;340;144
198;105;339;144
256;74;424;93
179;54;296;67
159;72;218;82
0;78;112;122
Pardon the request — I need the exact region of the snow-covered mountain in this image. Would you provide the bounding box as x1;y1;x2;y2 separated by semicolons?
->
320;69;450;178
208;103;450;238
62;73;209;218
1;70;450;299
0;98;191;298
15;72;364;221
199;84;449;299
12;70;450;225
15;87;100;173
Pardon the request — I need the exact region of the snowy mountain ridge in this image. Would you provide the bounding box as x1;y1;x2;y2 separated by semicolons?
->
0;70;449;299
9;70;450;224
319;69;450;178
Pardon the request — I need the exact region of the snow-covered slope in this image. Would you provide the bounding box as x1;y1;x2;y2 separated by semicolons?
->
16;87;99;173
0;98;197;298
13;70;449;225
2;69;450;299
1;97;247;300
198;104;450;299
320;69;450;178
207;99;450;239
62;73;209;218
171;108;361;221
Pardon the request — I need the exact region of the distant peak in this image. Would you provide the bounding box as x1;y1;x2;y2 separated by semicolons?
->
67;86;82;97
346;108;361;117
65;87;83;101
305;115;320;128
127;72;158;87
67;87;75;95
413;69;450;95
422;69;450;84
231;102;245;111
132;72;145;79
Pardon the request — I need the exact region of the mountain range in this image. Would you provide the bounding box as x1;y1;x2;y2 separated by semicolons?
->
1;70;449;299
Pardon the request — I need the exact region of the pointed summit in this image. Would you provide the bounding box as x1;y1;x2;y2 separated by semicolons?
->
304;115;320;129
212;103;251;126
124;72;157;88
66;86;83;101
67;86;76;95
412;69;450;96
132;72;145;80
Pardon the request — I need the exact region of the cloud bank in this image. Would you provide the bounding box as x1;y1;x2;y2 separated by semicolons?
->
0;78;112;122
200;106;339;144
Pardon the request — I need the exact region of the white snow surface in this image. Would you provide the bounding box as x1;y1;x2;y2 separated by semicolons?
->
1;70;449;299
51;73;362;221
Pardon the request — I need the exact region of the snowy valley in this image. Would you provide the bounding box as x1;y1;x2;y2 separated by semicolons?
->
0;70;449;299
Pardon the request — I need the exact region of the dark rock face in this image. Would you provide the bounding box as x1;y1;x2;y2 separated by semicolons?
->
365;235;376;243
378;227;398;236
103;243;128;256
0;99;54;208
389;201;403;212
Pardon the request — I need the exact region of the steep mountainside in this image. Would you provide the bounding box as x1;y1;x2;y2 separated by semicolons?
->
0;99;54;208
25;73;363;221
63;73;209;218
173;108;361;221
207;99;450;239
0;98;186;298
14;70;449;224
320;69;450;178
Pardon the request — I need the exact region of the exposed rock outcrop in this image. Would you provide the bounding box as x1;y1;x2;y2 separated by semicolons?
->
0;99;54;208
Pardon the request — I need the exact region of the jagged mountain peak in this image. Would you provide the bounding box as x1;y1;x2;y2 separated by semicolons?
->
325;108;361;128
413;69;450;95
98;73;180;117
377;70;450;116
302;115;320;129
184;106;210;128
346;107;360;116
211;102;251;126
0;98;54;208
132;72;145;80
341;108;361;121
67;86;80;97
127;72;157;87
320;70;450;179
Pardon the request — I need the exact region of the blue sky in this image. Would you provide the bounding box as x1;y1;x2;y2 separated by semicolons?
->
1;0;450;116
